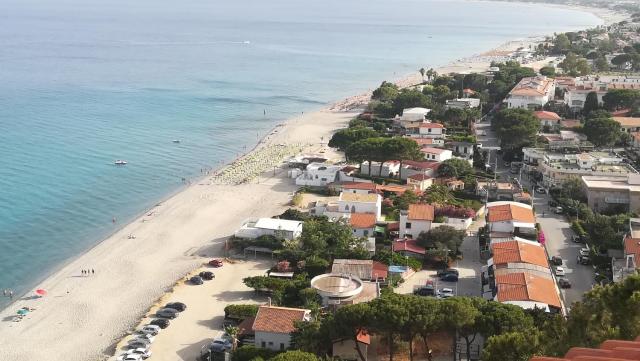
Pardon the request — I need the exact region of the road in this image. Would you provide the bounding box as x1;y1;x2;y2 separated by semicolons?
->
475;117;594;309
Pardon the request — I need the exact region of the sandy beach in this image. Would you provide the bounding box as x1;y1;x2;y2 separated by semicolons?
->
0;3;629;360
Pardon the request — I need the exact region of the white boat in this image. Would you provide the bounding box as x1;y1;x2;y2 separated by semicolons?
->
172;139;181;143
115;160;127;165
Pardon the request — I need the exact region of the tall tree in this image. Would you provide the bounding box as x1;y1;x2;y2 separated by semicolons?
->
583;91;600;114
603;89;640;110
492;108;539;153
583;117;622;148
333;303;373;361
328;127;380;151
370;294;410;361
437;158;474;178
268;350;320;361
482;331;540;361
419;67;426;81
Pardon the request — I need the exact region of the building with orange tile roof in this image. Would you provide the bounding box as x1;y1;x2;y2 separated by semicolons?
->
507;76;556;109
400;204;435;239
407;173;434;191
534;111;562;128
494;272;562;312
490;239;549;270
613;116;640;133
252;305;310;351
392;238;426;257
486;201;536;236
529;335;640;361
349;213;377;238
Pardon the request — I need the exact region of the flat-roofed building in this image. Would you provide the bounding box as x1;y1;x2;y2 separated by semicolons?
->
582;174;640;213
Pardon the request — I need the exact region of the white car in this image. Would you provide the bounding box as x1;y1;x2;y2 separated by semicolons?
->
439;288;454;298
555;267;565;276
141;325;160;335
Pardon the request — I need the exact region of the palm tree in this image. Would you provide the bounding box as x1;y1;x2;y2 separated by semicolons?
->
224;325;240;351
419;67;426;81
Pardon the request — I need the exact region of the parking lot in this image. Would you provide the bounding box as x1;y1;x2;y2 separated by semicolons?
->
111;259;271;361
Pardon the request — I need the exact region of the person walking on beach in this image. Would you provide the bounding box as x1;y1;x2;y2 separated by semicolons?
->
92;269;95;275
2;289;6;297
9;290;13;300
82;270;85;276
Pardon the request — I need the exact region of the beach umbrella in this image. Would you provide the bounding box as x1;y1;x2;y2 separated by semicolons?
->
35;289;47;296
17;309;28;315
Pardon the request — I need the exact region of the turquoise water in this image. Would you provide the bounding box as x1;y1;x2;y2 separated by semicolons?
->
0;0;599;307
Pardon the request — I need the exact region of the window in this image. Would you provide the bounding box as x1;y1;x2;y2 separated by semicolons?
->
280;343;285;351
406;222;412;229
364;230;369;237
428;128;432;133
261;341;266;348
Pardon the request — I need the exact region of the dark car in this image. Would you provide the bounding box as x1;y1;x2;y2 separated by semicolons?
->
437;268;459;277
440;273;459;282
157;308;179;319
165;302;187;312
190;276;204;285
414;285;436;297
558;278;571;289
550;256;563;266
199;271;215;280
572;235;582;243
150;318;170;329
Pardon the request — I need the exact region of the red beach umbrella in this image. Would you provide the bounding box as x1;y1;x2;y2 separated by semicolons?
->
35;289;47;296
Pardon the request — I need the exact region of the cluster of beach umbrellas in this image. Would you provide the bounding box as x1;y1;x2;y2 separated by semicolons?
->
210;142;306;185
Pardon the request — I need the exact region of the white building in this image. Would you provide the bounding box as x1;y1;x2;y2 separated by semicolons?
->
399;203;435;239
360;161;401;178
506;76;556;109
406;174;433;191
422;147;452;162
293;162;341;187
564;86;606;110
400;107;431;121
417;123;446;139
445;98;481;109
252;305;310;351
485;201;536;235
349;213;377;238
337;192;382;220
235;218;303;240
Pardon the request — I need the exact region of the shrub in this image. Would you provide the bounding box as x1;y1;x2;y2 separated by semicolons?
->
232;346;277;361
224;304;259;320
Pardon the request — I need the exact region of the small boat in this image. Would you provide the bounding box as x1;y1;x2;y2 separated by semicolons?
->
114;160;127;165
172;139;181;143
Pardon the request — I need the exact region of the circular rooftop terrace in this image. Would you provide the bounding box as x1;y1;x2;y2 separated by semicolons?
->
310;273;363;302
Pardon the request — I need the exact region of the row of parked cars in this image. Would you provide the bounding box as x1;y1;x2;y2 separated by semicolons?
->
116;302;187;361
413;268;459;297
549;245;591;289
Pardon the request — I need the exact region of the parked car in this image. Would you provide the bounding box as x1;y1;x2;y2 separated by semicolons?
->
131;348;152;359
199;271;215;280
438;288;454;298
208;338;233;353
140;325;160;335
157;308;179;319
550;256;563;266
554;206;563;214
414;285;436;297
117;353;142;361
579;248;590;257
436;268;459;277
535;186;546;194
555;267;565;276
572;235;582;243
209;259;224;267
165;302;187;312
150;318;170;329
558;278;572;289
190;276;204;285
577;255;591;265
136;334;155;343
127;340;151;350
440;273;459;282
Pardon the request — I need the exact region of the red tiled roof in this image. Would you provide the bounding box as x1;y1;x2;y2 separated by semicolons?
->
252;306;308;334
422;147;448;154
529;337;640;361
343;182;377;191
403;160;441;170
350;213;377;229
408;174;432;181
408;204;435;221
624;236;640;265
357;330;371;345
491;240;548;268
487;203;535;223
495;272;561;308
393;239;426;255
534;111;561;121
419;122;445;129
372;261;389;279
612;108;631;117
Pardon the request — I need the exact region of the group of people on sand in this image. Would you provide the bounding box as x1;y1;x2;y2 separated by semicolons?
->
81;269;95;276
210;142;305;185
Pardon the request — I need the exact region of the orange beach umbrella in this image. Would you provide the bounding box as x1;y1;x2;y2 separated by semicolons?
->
35;289;47;296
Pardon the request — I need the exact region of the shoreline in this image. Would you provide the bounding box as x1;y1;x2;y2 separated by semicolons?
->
0;3;629;361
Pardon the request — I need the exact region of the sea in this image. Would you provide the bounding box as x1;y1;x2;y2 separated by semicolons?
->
0;0;600;308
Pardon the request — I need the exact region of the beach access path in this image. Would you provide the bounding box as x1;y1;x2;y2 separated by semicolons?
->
0;109;353;361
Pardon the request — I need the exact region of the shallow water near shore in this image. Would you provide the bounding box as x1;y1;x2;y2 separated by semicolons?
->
0;0;600;308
